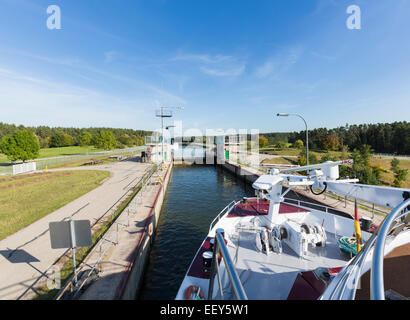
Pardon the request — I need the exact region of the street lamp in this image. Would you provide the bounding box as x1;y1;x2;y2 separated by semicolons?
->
166;125;176;146
156;107;184;163
277;113;309;170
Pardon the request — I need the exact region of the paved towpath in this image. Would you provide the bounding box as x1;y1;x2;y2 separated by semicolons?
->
0;158;152;300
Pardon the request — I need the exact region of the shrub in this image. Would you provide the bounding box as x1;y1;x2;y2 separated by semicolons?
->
0;129;40;162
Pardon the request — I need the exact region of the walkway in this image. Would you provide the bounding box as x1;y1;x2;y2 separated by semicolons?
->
0;158;152;300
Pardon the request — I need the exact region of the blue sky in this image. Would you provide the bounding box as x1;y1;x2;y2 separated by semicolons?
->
0;0;409;133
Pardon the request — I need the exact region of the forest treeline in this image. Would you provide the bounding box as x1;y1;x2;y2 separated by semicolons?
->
263;121;409;155
0;122;151;149
1;121;409;155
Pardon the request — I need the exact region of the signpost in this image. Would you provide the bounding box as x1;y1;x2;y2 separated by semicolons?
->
49;217;92;285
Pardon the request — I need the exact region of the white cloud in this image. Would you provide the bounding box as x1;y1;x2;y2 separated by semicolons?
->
200;65;245;77
310;51;337;61
0;67;183;129
255;60;277;78
171;53;233;64
172;51;246;78
104;51;119;63
255;47;303;78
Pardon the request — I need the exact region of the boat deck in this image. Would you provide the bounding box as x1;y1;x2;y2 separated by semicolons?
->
224;229;350;300
184;199;353;300
187;200;309;279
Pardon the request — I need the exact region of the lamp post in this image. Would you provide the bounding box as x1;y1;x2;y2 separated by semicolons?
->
166;125;175;145
156;107;183;163
277;113;309;170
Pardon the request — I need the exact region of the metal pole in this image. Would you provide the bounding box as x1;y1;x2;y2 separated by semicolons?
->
208;238;219;300
277;113;309;172
161;107;164;164
215;231;248;300
69;216;78;286
293;114;309;170
371;199;410;300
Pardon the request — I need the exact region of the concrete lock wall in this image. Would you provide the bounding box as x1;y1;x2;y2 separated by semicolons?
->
120;162;173;300
220;161;260;185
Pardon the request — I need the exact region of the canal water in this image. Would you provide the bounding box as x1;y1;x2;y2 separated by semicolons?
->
138;165;254;300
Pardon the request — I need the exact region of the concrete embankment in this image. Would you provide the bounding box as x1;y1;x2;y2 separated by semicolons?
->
76;162;173;300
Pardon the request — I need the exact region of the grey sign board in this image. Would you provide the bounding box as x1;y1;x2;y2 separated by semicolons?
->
49;220;92;249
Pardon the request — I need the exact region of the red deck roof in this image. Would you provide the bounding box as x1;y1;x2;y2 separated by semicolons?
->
227;199;309;218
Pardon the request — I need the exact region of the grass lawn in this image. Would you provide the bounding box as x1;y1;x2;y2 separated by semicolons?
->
369;157;410;188
261;157;295;165
0;146;104;163
0;170;110;240
260;147;346;159
37;146;104;158
260;147;301;156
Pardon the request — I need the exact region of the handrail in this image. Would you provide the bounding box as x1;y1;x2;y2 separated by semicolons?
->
54;165;158;300
208;229;248;300
284;197;330;213
209;201;237;232
320;199;410;300
371;199;410;300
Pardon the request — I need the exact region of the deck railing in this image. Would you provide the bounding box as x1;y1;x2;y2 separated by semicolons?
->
283;197;332;214
209;201;237;232
208;229;248;300
320;199;410;300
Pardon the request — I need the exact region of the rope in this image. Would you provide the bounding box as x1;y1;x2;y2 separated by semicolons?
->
338;236;367;256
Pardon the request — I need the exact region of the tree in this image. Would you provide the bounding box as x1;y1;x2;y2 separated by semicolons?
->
322;135;341;151
37;135;50;148
321;153;337;163
391;158;408;187
78;131;92;147
298;150;318;166
275;142;287;149
393;168;408;188
259;135;269;148
390;158;400;173
119;134;133;147
340;145;350;160
0;129;40;162
93;130;117;150
51;132;63;147
61;133;75;147
134;136;145;146
293;139;304;149
350;144;380;185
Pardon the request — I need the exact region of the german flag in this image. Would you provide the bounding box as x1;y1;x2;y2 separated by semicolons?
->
354;199;363;253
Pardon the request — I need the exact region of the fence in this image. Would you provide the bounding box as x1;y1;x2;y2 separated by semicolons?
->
0;146;147;175
54;164;159;300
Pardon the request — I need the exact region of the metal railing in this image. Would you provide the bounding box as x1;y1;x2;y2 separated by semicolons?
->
283;197;333;214
54;165;158;300
208;229;248;300
371;199;410;300
320;199;410;300
209;201;237;232
324;191;389;217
